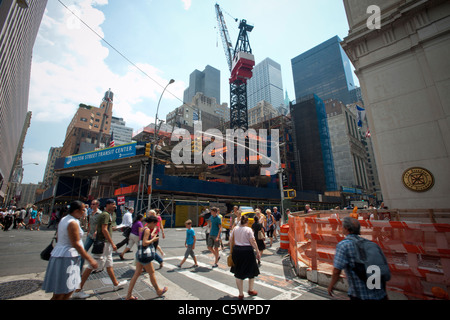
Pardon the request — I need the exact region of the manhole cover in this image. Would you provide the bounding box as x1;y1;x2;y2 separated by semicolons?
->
0;280;43;300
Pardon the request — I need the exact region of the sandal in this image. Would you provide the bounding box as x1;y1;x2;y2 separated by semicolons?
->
157;287;168;297
126;296;138;300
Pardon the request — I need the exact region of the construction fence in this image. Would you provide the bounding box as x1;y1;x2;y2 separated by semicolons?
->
287;209;450;300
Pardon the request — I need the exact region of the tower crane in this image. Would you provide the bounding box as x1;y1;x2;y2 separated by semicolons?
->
215;3;255;131
215;3;255;185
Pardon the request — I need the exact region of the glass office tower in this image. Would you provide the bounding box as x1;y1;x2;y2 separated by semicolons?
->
184;65;221;104
291;36;357;105
247;57;284;110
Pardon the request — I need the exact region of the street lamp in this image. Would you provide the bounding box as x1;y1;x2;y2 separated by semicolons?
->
147;79;175;212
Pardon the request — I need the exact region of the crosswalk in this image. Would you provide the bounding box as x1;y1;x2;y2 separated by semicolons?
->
152;249;335;301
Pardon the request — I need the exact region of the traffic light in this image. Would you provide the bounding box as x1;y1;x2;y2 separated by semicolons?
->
145;142;152;157
284;189;296;199
194;136;202;153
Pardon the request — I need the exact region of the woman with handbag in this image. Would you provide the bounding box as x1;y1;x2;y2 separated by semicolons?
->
230;215;260;300
251;216;266;265
119;214;144;260
126;215;168;300
266;209;275;247
41;200;98;300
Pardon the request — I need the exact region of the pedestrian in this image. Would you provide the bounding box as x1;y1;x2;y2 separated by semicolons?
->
230;214;260;300
272;207;281;241
35;208;43;231
207;207;222;268
255;208;266;230
330;207;339;231
327;217;388;300
154;208;166;255
126;215;168;300
177;219;198;268
81;203;89;231
265;209;275;247
115;207;134;250
41;200;98;300
305;204;313;213
146;209;165;268
203;209;211;244
73;199;127;299
225;206;239;241
200;208;211;228
47;209;58;229
251;216;265;265
12;207;19;229
79;199;101;271
119;213;144;260
0;209;4;230
2;209;13;231
26;205;37;230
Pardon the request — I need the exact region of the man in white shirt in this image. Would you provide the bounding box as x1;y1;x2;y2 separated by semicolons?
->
115;207;134;250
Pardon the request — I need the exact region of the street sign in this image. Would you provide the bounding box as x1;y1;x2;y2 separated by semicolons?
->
63;142;137;168
117;196;125;205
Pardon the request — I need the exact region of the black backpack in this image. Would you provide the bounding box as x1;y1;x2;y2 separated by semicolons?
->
349;236;391;282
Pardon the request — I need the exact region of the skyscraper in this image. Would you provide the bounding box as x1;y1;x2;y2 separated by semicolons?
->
110;116;133;146
0;0;48;201
290;94;337;193
291;36;357;105
183;65;221;104
60;90;114;157
247;57;284;110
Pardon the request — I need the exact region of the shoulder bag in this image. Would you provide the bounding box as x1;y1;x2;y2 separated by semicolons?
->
137;228;156;264
256;223;266;240
92;236;105;254
92;212;111;254
40;230;57;261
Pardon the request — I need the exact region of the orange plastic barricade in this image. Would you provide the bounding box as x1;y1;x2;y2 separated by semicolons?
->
288;212;450;300
280;224;289;250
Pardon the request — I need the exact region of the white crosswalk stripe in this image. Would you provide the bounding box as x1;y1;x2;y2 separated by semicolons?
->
161;255;315;300
163;260;264;300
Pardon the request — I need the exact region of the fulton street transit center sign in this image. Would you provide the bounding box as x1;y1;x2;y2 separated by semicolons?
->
64;142;137;169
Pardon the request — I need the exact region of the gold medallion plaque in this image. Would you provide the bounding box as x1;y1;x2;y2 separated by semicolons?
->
402;167;434;192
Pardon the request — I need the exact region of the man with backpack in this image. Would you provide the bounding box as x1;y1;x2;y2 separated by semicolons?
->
328;217;390;300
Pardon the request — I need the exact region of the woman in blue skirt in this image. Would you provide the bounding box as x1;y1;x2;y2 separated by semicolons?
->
42;201;98;300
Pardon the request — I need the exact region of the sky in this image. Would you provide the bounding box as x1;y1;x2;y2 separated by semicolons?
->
22;0;356;184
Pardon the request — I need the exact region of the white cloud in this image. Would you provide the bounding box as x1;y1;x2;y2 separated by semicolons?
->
30;0;184;131
181;0;192;10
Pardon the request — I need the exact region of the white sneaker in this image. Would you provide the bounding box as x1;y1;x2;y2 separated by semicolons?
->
72;290;90;299
114;280;127;290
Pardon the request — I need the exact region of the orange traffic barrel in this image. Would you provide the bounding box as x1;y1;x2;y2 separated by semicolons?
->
280;224;289;250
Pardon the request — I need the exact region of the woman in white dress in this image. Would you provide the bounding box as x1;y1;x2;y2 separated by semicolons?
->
42;200;98;300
